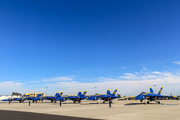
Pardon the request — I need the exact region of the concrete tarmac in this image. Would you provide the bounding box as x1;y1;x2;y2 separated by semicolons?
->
0;100;180;120
0;110;98;120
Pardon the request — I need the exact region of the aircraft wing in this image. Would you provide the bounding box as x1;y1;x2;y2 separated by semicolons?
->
55;97;64;101
86;96;98;100
144;94;173;98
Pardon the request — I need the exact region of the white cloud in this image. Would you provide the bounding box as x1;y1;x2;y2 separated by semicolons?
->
0;81;24;91
43;77;72;82
141;75;158;79
173;61;180;65
152;71;164;74
0;81;44;95
1;71;180;96
123;67;125;69
119;73;137;79
142;67;147;70
152;71;172;76
44;72;180;96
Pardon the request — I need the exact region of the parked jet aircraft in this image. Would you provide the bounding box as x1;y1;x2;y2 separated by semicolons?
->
135;86;174;104
64;91;87;103
2;98;14;101
24;94;44;102
54;94;64;101
41;92;63;103
87;89;119;103
11;94;43;103
2;94;30;102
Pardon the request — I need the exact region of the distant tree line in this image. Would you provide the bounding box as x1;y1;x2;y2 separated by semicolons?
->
12;92;22;96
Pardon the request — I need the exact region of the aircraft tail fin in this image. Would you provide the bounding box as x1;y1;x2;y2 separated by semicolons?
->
158;87;163;95
82;91;87;96
150;87;154;94
59;92;63;97
42;93;45;97
55;92;60;97
112;89;118;96
107;89;111;95
37;94;42;97
78;91;82;96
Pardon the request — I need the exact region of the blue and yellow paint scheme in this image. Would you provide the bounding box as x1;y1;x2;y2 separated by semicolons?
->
87;89;119;103
24;93;44;102
135;86;174;104
2;93;44;103
2;98;14;101
2;95;31;102
41;92;63;103
63;91;87;103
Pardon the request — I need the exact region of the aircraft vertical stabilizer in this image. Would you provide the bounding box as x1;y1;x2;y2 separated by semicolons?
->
158;87;163;95
78;91;82;96
112;89;118;96
55;92;60;97
107;89;111;95
59;92;63;97
82;91;87;96
37;94;42;97
150;87;154;94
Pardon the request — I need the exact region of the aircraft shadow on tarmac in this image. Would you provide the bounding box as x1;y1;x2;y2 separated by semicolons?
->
60;102;109;105
80;102;116;105
43;102;112;105
124;103;154;106
124;103;179;106
80;103;108;105
0;110;99;120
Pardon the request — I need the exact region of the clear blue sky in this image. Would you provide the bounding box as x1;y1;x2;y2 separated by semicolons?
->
0;0;180;95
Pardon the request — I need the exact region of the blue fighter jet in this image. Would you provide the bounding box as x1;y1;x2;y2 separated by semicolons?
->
135;86;174;104
2;94;30;103
42;92;63;103
24;93;44;103
54;94;64;101
2;98;14;101
64;91;87;103
87;89;119;103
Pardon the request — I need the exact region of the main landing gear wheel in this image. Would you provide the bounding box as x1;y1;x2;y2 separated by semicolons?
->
103;101;105;103
140;100;142;103
158;101;160;104
73;100;76;103
51;100;53;103
147;101;149;104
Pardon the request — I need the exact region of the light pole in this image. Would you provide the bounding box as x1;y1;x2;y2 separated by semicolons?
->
154;85;156;94
46;87;48;95
94;87;97;94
